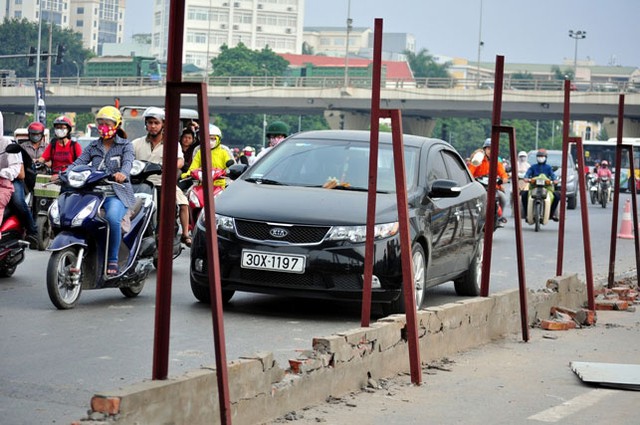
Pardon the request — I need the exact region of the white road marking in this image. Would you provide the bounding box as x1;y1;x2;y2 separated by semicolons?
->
528;389;616;422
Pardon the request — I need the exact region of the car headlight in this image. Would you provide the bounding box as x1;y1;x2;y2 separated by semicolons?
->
215;214;235;232
326;222;399;243
71;199;97;227
49;200;60;225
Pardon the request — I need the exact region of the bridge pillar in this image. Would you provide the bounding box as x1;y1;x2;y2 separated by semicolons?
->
603;117;640;138
323;110;369;130
402;116;436;137
1;113;28;134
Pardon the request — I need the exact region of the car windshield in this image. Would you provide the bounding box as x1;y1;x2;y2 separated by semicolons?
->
245;138;418;193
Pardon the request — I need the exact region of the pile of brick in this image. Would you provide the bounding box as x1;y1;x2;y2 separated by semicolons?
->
594;281;639;312
540;306;597;330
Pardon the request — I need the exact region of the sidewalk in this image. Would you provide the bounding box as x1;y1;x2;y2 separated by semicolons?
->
266;305;640;425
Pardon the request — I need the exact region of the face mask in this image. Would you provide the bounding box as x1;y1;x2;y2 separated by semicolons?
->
98;124;117;139
54;128;68;139
537;157;546;164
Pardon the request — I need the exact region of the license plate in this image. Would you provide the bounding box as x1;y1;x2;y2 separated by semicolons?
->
241;250;306;273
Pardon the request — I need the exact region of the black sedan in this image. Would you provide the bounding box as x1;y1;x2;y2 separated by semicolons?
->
190;130;486;314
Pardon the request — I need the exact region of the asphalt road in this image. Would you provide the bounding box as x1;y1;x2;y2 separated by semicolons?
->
0;193;637;424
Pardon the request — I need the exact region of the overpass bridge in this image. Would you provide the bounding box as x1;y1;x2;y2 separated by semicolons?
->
2;76;639;136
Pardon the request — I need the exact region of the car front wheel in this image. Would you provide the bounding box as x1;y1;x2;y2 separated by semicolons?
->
381;243;426;316
454;236;483;296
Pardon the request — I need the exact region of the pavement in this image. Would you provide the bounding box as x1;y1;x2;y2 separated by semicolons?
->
265;297;640;425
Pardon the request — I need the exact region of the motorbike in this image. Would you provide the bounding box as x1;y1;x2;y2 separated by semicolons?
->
525;174;554;232
181;167;228;232
598;176;611;208
45;162;160;309
31;162;58;250
475;175;506;231
0;143;31;277
587;172;599;205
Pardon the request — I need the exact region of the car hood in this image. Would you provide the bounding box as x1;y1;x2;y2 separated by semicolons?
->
216;180;411;225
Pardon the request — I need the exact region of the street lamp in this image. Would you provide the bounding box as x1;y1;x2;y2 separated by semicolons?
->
344;0;352;89
72;60;80;80
476;0;484;87
568;30;586;78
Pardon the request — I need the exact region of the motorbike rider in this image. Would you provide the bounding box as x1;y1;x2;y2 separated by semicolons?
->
238;146;256;166
22;122;48;161
38;116;82;176
467;138;509;226
132;107;192;247
66;106;136;276
10;122;40;245
596;159;613;201
181;123;231;188
179;127;197;174
256;121;290;159
521;148;560;221
0;112;18;220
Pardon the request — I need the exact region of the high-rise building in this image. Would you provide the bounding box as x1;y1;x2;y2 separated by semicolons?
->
151;0;304;69
4;0;125;55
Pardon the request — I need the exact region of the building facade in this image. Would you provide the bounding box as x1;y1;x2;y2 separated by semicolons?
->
4;0;125;55
150;0;304;69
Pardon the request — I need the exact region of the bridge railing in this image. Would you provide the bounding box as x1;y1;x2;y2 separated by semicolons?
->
3;76;639;93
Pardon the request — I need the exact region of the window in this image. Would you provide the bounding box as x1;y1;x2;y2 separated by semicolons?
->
442;150;472;185
76;20;83;27
427;151;448;183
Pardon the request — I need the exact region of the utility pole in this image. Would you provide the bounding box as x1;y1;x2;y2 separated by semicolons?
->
34;0;43;119
343;0;352;90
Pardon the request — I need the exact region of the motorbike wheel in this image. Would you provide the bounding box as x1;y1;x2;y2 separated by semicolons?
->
190;275;235;304
120;278;145;298
454;235;483;296
36;216;52;251
47;248;82;310
534;202;542;232
590;190;597;205
381;243;426;316
0;264;16;277
601;192;607;208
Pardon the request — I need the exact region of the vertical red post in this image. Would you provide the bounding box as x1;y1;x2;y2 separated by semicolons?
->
479;55;504;297
608;95;625;287
361;18;383;327
627;146;640;285
556;80;571;276
571;137;595;310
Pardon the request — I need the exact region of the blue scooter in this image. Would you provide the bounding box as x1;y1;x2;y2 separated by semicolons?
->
46;161;160;309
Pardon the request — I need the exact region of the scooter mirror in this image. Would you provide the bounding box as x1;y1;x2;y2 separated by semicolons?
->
5;143;21;154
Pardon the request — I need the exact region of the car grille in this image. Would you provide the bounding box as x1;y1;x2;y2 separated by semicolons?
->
229;268;362;291
234;219;330;245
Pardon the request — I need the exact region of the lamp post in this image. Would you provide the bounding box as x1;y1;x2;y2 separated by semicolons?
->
72;60;80;82
568;30;586;78
476;0;483;87
343;0;352;89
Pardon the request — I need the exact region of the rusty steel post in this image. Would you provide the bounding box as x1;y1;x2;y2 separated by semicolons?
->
361;18;383;327
479;55;505;297
608;95;625;288
627;144;640;285
571;137;595;310
556;80;571;276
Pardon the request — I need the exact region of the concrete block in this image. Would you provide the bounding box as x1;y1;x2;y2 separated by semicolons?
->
369;320;404;352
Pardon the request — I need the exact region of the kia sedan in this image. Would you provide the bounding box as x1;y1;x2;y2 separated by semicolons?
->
190;130;486;314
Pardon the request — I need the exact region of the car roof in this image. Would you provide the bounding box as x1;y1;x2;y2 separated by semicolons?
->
290;130;446;149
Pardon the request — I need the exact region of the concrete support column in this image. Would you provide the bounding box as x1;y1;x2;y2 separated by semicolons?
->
603;117;640;138
402;116;436;137
323;110;369;130
1;113;28;135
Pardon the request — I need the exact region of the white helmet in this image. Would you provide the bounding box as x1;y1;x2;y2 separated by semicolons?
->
143;106;165;121
209;123;222;137
518;151;527;158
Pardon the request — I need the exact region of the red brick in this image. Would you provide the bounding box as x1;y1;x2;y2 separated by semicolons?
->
540;319;577;330
91;396;121;415
594;299;629;311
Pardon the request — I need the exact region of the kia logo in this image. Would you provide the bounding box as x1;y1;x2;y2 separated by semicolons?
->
269;228;288;238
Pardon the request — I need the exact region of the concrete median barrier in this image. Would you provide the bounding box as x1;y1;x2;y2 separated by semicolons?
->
74;274;587;425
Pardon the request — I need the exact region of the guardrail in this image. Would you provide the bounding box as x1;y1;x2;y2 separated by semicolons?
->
1;76;638;93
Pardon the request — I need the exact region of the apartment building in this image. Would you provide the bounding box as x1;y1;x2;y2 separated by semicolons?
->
4;0;125;55
150;0;304;69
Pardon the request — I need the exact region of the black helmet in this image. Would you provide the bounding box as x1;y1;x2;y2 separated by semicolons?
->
266;121;290;138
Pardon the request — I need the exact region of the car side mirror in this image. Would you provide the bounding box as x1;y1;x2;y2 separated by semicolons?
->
227;163;248;180
428;179;461;199
225;159;236;168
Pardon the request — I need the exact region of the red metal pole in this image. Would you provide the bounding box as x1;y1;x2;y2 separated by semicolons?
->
627;146;640;285
572;137;595;310
152;0;186;381
608;95;625;287
480;55;504;297
389;109;421;385
556;80;571;276
361;18;383;327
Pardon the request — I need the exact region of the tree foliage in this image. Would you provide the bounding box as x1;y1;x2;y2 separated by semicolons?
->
551;65;574;81
403;48;450;78
0;18;93;78
211;43;289;76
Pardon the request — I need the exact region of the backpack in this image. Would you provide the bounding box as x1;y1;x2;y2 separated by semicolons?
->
50;139;78;162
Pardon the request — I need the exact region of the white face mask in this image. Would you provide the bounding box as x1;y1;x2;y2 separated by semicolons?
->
537;156;546;164
54;128;68;139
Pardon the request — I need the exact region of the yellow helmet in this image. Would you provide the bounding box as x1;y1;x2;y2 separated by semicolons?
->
95;106;122;128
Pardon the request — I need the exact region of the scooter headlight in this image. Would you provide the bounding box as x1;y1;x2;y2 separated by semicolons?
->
49;200;60;225
188;190;201;208
71;199;98;227
130;160;145;176
68;170;91;188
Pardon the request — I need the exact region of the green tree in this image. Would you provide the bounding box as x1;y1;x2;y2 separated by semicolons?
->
403;48;450;78
551;65;574;81
211;43;289;76
0;17;92;78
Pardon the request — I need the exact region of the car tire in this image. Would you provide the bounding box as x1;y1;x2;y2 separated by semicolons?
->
454;236;483;296
381;243;426;316
567;195;577;210
190;276;235;304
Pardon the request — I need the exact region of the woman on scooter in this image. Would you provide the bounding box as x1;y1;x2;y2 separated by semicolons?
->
65;106;136;276
38;116;82;176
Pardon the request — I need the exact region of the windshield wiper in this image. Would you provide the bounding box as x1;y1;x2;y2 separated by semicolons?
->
245;177;287;186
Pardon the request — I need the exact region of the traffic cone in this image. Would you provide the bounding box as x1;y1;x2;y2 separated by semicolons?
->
618;199;635;239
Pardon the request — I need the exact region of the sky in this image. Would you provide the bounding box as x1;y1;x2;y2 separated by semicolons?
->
125;0;640;68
